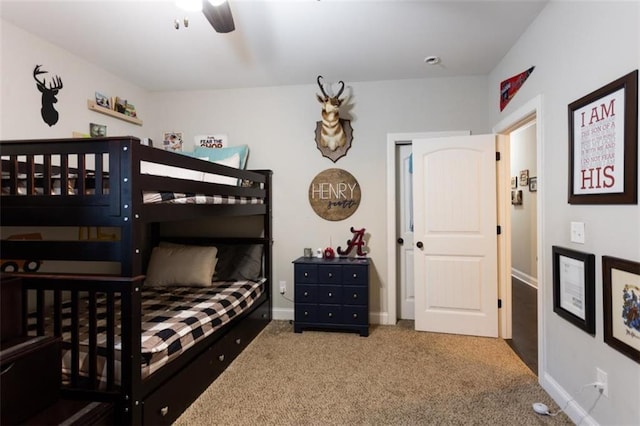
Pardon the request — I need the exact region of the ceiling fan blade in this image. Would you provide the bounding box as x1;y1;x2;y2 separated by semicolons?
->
202;0;235;33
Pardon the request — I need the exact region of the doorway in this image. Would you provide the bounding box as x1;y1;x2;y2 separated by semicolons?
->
505;120;538;373
386;96;544;368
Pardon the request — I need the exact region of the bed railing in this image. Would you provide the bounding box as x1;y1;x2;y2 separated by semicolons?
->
19;273;144;421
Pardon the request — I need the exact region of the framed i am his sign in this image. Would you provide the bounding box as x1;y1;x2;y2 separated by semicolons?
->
568;70;638;204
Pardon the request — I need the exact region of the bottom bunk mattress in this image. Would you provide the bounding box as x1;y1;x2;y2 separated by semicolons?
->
27;279;265;387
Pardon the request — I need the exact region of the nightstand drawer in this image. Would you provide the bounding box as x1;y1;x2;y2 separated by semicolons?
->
318;265;342;283
295;265;317;283
295;304;317;323
318;305;342;323
317;285;342;304
342;306;368;325
342;265;368;285
342;286;367;305
295;284;317;303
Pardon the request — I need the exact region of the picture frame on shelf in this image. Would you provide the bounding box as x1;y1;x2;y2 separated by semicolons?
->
568;69;638;204
552;246;595;334
95;91;111;109
529;176;537;192
602;256;640;363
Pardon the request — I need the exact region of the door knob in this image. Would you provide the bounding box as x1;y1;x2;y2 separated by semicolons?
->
416;241;424;249
397;238;404;244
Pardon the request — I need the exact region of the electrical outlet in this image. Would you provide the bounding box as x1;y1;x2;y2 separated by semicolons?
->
279;280;286;295
596;367;608;397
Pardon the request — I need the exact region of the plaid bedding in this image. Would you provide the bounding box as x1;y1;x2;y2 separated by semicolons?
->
28;279;265;386
1;176;263;205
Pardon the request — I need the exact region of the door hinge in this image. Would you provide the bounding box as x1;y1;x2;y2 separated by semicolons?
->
497;225;502;235
498;299;502;308
496;152;501;161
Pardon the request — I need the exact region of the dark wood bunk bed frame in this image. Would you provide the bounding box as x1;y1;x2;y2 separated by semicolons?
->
0;136;273;425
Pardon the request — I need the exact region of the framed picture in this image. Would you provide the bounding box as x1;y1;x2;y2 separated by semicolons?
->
510;190;522;206
529;176;537;192
511;176;517;189
519;169;529;186
568;69;638;204
602;256;640;363
162;132;183;151
552;246;595;334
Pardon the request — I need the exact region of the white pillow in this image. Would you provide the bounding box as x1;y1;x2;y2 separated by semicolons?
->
202;153;241;186
145;245;218;287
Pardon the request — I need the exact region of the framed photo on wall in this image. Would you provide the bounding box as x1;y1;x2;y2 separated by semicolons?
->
568;70;638;204
602;256;640;363
552;246;595;334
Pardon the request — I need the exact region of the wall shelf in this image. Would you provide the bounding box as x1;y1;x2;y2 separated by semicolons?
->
87;100;143;126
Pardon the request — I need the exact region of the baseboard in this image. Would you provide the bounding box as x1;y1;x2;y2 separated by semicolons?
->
540;371;599;425
511;268;538;289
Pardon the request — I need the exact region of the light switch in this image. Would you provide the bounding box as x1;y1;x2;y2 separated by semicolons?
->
571;221;585;244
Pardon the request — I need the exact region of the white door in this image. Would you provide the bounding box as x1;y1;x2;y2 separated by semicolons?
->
412;134;498;337
397;144;415;319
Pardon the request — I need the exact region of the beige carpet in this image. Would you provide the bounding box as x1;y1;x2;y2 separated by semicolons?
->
174;320;571;425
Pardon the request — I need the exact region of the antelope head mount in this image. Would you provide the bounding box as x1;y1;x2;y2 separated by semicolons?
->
33;65;63;127
315;75;353;162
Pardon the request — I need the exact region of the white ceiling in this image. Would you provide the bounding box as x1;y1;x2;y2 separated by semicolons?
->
0;0;548;92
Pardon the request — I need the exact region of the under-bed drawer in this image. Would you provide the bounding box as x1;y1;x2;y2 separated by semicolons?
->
142;302;270;425
142;334;232;425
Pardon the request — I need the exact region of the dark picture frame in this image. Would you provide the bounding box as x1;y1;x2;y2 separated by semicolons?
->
602;256;640;363
529;176;537;192
552;246;595;334
568;70;638;204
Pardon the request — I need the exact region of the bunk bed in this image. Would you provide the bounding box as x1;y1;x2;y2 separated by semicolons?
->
0;136;273;425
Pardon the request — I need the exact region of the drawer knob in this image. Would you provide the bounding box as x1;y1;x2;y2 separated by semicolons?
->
353;273;357;278
328;273;333;278
160;406;169;417
304;272;309;277
353;293;358;299
235;338;241;345
328;312;333;318
219;354;225;362
304;291;309;297
353;313;358;319
304;311;309;316
328;292;333;297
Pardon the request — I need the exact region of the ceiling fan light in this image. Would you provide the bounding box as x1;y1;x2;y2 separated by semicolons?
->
202;0;235;33
176;0;202;12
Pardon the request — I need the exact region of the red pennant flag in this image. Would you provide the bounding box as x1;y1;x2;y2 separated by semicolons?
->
500;66;535;111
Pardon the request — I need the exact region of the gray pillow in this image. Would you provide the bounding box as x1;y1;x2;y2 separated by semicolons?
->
215;244;263;281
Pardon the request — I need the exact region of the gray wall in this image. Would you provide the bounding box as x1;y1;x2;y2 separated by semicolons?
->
488;2;639;424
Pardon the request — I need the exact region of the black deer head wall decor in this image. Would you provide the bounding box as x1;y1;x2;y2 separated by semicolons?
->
33;65;63;126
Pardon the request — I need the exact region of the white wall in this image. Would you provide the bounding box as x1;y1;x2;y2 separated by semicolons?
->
0;20;149;140
488;2;640;425
510;122;537;281
144;77;489;320
0;17;490;319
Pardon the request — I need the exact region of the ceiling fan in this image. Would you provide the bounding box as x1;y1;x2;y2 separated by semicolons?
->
176;0;235;33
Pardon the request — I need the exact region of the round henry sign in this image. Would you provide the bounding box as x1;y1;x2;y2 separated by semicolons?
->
308;168;361;221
